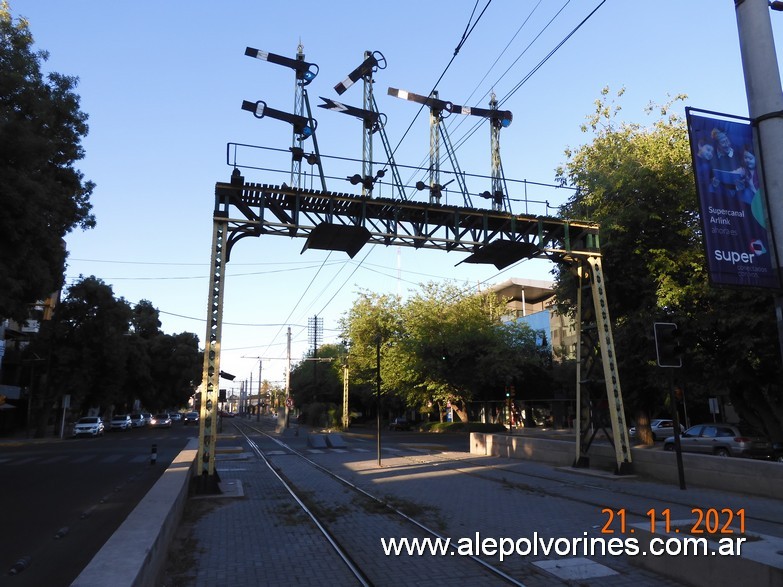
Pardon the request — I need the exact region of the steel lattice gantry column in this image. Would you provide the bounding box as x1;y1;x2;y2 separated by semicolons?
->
196;210;228;487
574;255;633;474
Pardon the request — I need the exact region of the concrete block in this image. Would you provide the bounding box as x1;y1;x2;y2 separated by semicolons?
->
325;433;346;448
629;521;783;587
307;433;328;448
469;432;783;499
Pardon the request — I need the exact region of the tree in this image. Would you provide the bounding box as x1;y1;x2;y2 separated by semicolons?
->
554;88;782;442
339;290;403;420
145;331;202;411
339;283;549;424
23;277;202;435
0;2;95;321
289;343;346;427
397;282;545;423
26;277;132;435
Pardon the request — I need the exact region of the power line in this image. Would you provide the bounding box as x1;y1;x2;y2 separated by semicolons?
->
259;251;334;360
499;1;607;108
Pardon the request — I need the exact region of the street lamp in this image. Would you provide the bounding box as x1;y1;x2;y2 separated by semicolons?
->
375;333;382;467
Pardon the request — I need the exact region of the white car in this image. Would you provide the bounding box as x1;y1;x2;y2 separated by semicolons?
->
629;419;683;441
73;417;105;437
110;414;132;430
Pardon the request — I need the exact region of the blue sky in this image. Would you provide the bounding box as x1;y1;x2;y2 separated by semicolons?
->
10;1;783;393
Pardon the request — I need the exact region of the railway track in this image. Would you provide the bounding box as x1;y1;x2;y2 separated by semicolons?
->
226;419;781;587
231;419;529;586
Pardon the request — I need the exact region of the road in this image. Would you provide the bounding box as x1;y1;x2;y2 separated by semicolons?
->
0;424;196;587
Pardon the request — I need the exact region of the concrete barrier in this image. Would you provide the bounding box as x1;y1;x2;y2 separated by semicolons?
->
470;432;783;499
307;433;329;448
325;433;347;448
71;439;198;587
629;523;783;587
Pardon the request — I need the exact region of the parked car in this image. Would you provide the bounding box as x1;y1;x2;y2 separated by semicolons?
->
169;412;182;423
388;417;411;431
73;416;105;437
218;410;236;418
149;413;172;428
771;442;783;463
629;419;684;441
663;423;772;458
183;411;200;425
110;414;132;430
129;413;147;428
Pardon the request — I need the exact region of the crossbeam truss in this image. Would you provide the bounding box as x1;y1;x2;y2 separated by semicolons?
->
214;171;599;259
195;172;633;481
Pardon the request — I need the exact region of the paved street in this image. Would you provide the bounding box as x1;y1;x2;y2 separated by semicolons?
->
0;427;195;586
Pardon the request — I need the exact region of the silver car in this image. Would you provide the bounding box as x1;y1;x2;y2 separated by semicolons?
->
129;413;147;428
110;414;132;430
663;423;771;458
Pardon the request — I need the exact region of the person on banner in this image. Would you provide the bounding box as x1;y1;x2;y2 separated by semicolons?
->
709;127;743;197
734;144;760;205
694;137;720;193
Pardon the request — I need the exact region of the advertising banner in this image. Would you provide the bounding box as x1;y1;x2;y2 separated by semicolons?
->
686;108;780;289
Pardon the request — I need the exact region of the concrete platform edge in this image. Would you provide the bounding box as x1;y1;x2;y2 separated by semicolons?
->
70;438;198;587
470;432;783;499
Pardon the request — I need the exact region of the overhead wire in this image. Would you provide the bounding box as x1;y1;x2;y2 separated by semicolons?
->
258;250;335;360
402;0;547;186
365;1;605;310
499;0;607;108
450;0;605;152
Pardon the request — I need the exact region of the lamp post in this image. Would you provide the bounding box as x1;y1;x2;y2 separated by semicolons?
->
735;0;783;362
375;334;382;467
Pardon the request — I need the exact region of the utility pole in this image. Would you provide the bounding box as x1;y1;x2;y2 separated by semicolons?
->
285;326;292;428
735;0;783;362
258;359;264;416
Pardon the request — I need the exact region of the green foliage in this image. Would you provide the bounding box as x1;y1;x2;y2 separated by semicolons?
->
0;3;95;320
555;87;782;439
338;282;551;422
24;277;202;430
289;343;347;425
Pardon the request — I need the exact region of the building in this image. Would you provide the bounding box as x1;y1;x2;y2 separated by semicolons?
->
489;277;577;362
487;277;578;428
